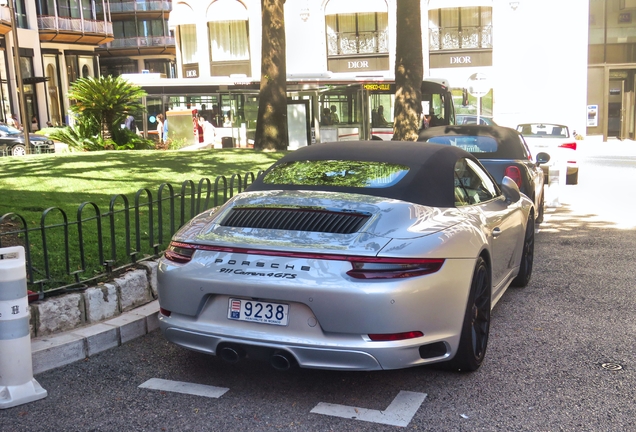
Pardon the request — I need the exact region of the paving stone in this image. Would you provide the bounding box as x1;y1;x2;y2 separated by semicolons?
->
104;313;147;344
33;293;85;337
71;323;120;356
115;269;153;312
84;283;120;323
31;333;86;375
139;261;159;298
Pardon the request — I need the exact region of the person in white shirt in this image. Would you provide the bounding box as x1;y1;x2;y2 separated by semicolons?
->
198;115;216;147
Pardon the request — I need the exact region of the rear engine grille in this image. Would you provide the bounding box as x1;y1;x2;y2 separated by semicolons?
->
220;207;370;234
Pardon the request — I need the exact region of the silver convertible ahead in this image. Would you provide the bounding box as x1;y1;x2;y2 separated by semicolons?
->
157;141;536;372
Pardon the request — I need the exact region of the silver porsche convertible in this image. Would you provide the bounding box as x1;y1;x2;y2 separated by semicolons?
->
157;141;535;372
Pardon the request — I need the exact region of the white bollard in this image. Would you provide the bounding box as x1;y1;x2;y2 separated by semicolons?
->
547;159;567;208
0;246;47;409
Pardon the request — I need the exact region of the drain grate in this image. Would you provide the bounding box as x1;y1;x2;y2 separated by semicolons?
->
601;363;623;371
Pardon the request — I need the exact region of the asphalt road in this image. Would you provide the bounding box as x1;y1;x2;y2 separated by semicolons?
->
2;141;635;431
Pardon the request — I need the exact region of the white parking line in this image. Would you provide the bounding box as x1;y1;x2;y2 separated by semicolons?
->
139;378;229;398
310;390;427;427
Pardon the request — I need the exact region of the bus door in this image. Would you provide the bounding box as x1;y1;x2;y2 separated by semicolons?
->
421;80;455;126
365;83;395;141
318;86;362;142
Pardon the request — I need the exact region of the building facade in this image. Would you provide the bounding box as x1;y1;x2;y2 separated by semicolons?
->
5;0;626;142
0;0;113;130
96;0;175;78
157;0;589;138
588;0;636;140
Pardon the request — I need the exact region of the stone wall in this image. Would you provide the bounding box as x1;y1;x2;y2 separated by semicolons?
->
29;261;158;338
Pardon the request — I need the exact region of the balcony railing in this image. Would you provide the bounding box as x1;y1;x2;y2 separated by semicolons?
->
38;15;113;35
99;35;175;49
96;0;172;14
429;25;493;51
327;30;389;56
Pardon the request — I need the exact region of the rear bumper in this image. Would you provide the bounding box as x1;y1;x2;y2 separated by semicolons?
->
159;314;455;371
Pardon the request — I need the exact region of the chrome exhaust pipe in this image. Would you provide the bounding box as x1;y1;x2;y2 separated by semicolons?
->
219;346;242;364
270;351;293;371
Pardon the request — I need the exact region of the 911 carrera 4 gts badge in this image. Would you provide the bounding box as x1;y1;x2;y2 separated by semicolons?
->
219;268;297;279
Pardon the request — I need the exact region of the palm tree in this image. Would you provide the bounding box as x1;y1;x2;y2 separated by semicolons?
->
392;0;423;141
254;0;288;151
67;75;146;142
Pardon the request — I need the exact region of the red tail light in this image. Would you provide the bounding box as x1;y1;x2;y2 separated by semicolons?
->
346;257;444;279
163;242;444;278
368;331;424;341
559;142;577;150
504;166;523;188
159;307;172;317
164;241;196;263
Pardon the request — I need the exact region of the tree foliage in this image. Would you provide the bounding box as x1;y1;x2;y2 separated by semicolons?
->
67;75;146;145
392;0;423;141
254;0;288;151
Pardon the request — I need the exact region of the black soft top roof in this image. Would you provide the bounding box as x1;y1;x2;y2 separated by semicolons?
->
247;141;481;208
417;125;529;160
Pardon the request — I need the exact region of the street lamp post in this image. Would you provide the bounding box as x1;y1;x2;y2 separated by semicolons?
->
2;0;30;151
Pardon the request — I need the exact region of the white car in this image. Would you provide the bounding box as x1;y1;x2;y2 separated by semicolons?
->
516;123;579;185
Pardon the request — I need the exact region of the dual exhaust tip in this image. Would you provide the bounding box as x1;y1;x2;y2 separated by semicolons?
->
218;345;295;371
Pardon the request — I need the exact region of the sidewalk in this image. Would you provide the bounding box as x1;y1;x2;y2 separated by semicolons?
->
31;301;159;375
578;135;636;157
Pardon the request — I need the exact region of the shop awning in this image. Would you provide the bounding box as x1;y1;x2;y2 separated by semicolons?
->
23;77;49;85
325;0;388;15
206;0;249;21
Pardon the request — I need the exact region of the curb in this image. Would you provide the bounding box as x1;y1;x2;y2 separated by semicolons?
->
30;300;159;375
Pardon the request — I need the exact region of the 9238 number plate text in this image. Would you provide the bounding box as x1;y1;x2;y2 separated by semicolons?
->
227;298;289;326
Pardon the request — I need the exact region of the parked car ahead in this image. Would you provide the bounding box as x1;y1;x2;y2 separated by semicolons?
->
0;123;55;156
418;125;550;223
516;123;578;185
456;115;497;126
157;141;535;372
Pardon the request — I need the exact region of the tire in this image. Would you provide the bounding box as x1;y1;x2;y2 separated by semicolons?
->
444;256;491;372
10;144;26;156
535;192;544;224
511;215;535;287
566;170;578;185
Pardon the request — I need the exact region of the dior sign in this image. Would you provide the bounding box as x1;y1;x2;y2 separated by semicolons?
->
450;56;472;64
348;60;370;69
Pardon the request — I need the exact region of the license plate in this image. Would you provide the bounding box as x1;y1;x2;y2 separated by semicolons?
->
227;298;289;326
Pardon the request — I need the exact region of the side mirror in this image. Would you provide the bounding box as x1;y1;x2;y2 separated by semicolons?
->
501;176;521;203
535;152;550;165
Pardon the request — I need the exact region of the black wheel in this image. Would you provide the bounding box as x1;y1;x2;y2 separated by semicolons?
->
535;192;544;224
566;170;578;185
10;144;26;156
444;256;491;372
511;215;535;287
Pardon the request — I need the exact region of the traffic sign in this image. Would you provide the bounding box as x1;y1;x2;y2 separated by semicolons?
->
466;73;491;98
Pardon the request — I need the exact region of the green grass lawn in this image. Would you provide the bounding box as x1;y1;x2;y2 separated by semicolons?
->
0;149;287;292
0;149;286;216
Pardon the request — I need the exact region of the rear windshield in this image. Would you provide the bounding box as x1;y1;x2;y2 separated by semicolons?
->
425;136;498;154
262;160;410;188
517;123;569;138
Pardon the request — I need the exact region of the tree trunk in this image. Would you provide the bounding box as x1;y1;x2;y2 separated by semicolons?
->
392;0;423;141
254;0;288;151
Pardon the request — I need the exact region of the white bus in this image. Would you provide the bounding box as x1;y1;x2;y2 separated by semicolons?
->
124;75;455;148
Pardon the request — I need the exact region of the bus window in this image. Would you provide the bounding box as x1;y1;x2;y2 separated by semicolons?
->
427;93;446;127
320;91;356;125
370;93;393;127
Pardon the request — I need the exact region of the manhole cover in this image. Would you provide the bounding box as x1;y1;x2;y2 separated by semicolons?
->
601;363;623;371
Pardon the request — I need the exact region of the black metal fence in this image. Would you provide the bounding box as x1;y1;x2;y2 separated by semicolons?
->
0;171;261;298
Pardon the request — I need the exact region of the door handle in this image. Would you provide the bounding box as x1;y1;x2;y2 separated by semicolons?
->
492;227;502;237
